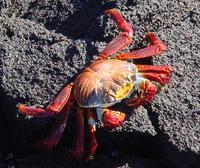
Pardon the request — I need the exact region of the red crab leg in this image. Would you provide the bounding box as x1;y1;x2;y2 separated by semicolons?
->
136;65;173;74
137;65;173;85
116;32;167;60
126;77;157;107
69;108;85;160
97;9;133;60
17;83;73;118
17;83;73;149
87;110;98;160
138;72;172;85
46;83;74;112
35;101;72;150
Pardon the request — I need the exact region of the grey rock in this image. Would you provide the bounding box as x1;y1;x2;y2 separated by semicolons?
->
0;0;200;167
2;0;103;39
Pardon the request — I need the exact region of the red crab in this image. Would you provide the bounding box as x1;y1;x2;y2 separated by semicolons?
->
17;8;173;160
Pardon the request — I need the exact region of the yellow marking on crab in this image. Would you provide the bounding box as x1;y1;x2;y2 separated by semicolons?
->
115;82;133;100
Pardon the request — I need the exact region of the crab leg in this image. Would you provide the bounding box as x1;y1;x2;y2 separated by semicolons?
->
87;110;98;160
17;83;73;118
70;108;85;160
17;83;73;149
126;77;157;107
36;102;72;150
116;32;167;60
137;65;173;85
138;72;172;85
136;65;173;74
98;9;133;60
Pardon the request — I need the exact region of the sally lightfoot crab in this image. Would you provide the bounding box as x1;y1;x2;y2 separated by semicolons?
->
17;8;173;160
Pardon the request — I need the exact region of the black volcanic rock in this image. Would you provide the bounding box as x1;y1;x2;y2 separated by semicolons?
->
0;0;200;168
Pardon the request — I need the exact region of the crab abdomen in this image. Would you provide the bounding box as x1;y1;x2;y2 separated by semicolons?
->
74;59;137;108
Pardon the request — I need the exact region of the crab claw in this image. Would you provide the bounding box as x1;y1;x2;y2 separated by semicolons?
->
126;78;157;107
102;109;126;129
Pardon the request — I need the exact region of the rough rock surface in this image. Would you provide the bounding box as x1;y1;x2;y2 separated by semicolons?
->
0;0;199;168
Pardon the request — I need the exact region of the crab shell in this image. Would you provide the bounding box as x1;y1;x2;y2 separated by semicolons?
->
74;59;137;108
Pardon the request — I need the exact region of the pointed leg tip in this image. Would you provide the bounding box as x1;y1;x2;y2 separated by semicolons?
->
147;32;156;35
146;32;157;39
16;103;22;108
146;32;167;51
104;8;115;15
146;32;160;40
16;103;25;112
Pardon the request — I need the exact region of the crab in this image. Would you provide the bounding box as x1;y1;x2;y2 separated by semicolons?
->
17;8;173;160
